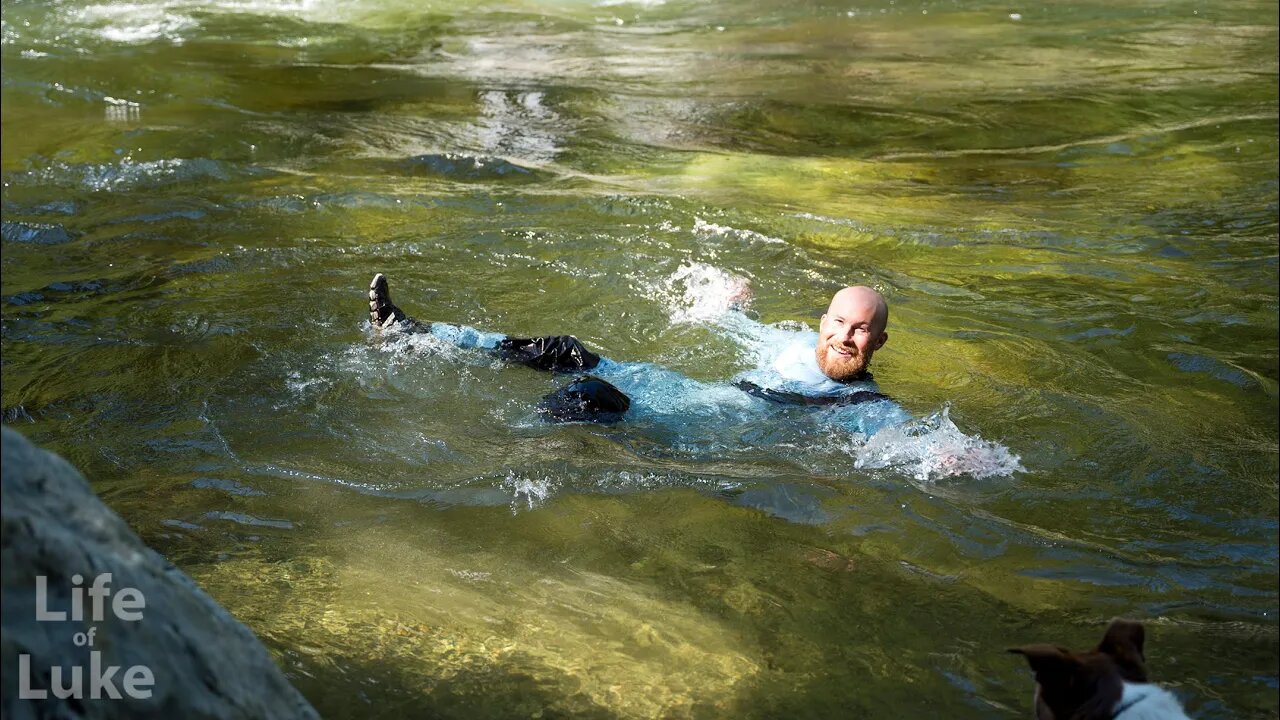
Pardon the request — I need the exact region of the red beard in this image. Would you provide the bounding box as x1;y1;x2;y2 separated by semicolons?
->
815;342;870;382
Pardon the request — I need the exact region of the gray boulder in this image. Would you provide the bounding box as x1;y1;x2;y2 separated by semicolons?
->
1;427;319;720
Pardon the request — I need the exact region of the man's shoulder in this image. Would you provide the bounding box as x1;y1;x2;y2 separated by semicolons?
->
772;333;821;376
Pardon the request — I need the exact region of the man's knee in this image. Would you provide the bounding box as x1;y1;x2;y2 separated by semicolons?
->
538;376;630;424
497;335;601;372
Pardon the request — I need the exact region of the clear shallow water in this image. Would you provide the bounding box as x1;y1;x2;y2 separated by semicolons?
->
2;0;1277;717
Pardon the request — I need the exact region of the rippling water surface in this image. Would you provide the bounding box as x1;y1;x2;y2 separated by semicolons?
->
3;0;1277;716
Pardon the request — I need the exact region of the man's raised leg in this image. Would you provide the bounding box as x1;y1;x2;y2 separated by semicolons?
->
365;272;628;422
367;273;601;372
368;273;429;333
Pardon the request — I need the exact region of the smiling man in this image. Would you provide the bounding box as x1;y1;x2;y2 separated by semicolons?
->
816;286;889;382
368;274;904;428
729;286;894;410
361;272;1013;476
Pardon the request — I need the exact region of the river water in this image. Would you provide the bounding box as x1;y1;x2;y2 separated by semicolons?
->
2;0;1277;716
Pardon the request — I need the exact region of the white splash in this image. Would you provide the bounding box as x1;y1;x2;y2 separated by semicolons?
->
501;470;556;512
656;262;754;325
852;405;1024;482
363;321;502;368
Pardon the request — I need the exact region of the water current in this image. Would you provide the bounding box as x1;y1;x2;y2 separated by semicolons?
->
2;0;1277;716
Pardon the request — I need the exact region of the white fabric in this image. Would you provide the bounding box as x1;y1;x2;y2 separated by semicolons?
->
736;332;881;399
773;333;848;394
1115;682;1191;720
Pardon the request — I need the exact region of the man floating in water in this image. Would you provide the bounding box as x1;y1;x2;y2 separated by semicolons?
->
365;272;909;435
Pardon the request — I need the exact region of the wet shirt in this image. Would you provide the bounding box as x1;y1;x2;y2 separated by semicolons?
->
732;331;874;399
731;332;912;436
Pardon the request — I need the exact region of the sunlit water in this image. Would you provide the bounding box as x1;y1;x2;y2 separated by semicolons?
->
2;0;1277;716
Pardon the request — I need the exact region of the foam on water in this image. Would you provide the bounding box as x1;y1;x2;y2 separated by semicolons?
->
501;469;556;512
361;320;504;368
850;404;1025;482
649;261;807;368
655;261;753;325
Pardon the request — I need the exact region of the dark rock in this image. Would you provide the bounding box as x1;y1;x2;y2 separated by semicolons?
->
0;427;319;720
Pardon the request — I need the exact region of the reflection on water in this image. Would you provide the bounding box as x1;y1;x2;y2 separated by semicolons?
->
2;0;1277;716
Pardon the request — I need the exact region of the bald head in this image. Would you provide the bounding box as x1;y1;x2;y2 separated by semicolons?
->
827;286;889;335
815;286;889;382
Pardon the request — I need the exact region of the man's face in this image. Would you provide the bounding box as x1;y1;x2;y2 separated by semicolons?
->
815;290;888;382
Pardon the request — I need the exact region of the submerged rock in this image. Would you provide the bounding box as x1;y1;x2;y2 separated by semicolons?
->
0;427;319;720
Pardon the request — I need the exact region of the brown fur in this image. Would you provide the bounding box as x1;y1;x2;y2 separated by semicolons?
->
1009;619;1150;720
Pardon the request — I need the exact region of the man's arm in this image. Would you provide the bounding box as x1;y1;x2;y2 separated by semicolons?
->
822;394;914;438
732;379;889;408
